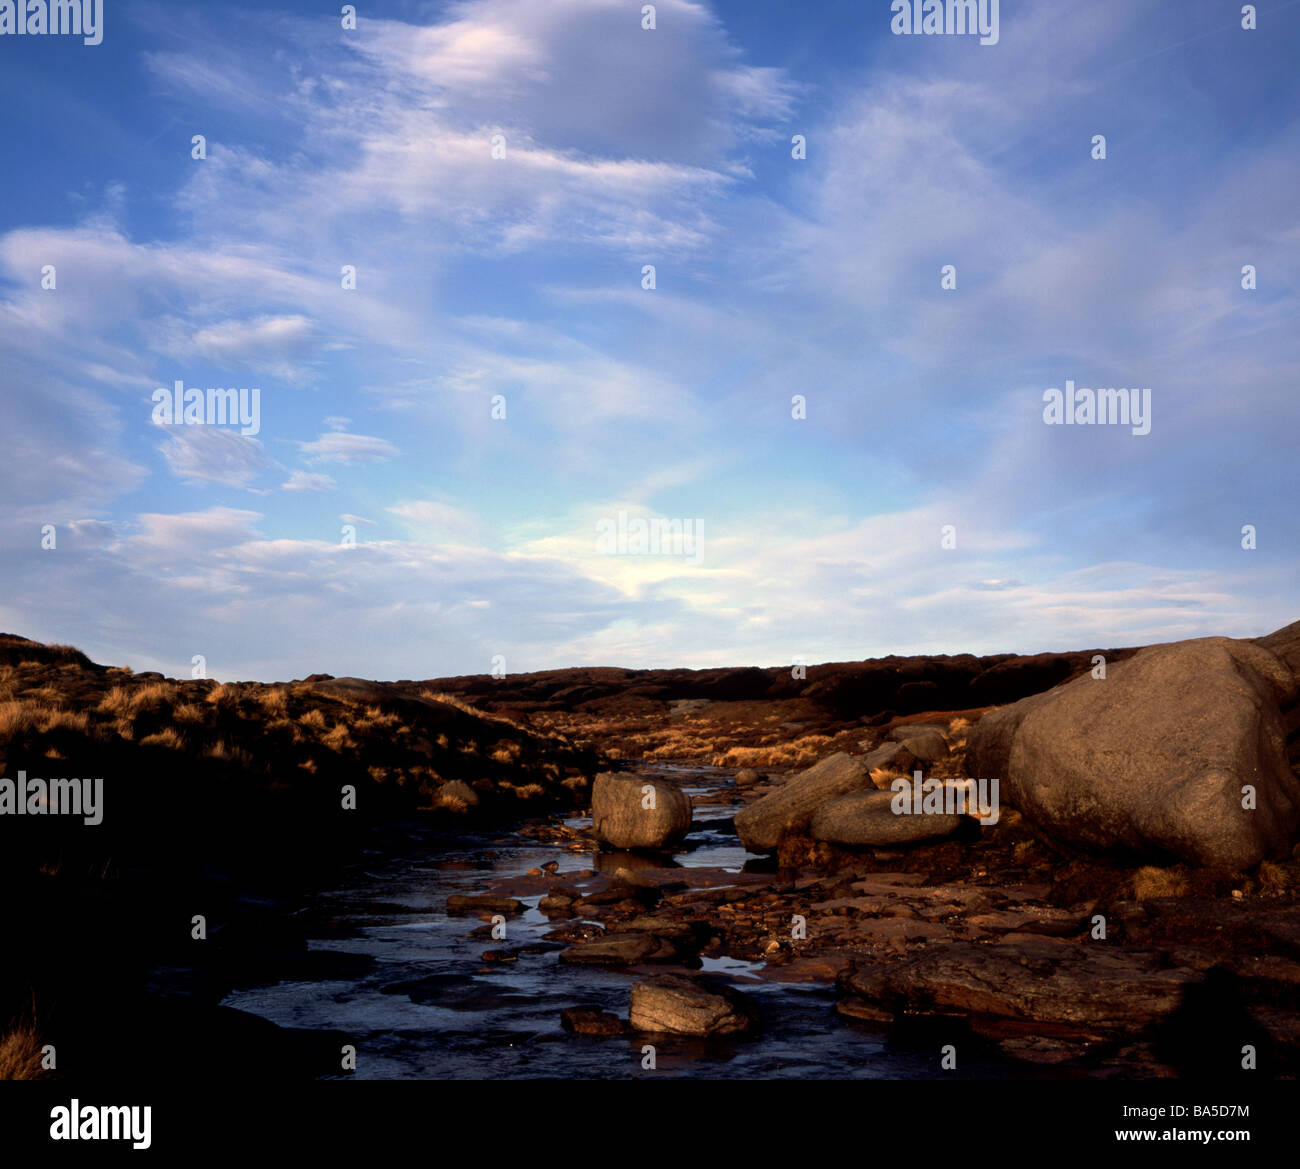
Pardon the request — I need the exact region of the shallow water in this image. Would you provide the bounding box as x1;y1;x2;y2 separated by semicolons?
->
223;764;1002;1079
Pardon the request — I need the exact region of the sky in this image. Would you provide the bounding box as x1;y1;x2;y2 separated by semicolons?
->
0;0;1297;682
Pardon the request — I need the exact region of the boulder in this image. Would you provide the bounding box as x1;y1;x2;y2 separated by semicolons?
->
1256;619;1300;739
899;728;949;764
837;937;1199;1036
591;772;692;850
810;788;963;846
1256;618;1300;681
733;752;873;853
967;635;1300;869
628;974;759;1036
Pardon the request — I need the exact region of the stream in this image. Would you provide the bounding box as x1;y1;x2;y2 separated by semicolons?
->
223;764;1002;1078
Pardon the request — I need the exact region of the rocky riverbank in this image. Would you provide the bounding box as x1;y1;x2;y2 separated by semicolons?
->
472;620;1300;1077
480;747;1300;1076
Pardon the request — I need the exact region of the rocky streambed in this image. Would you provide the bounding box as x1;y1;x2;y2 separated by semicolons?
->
221;761;1300;1079
218;764;987;1079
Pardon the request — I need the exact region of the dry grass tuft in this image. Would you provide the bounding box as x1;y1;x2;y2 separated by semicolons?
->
1132;865;1190;900
491;740;522;764
321;723;356;752
258;687;289;715
37;709;89;735
205;683;239;707
0;701;37;739
1257;860;1294;894
0;1021;48;1080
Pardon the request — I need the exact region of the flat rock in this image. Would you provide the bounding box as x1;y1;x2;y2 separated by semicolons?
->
558;932;680;966
838;937;1200;1035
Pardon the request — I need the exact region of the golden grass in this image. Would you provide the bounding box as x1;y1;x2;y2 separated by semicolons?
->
1132;865;1190;900
420;689;528;732
712;735;831;770
298;708;328;730
1257;861;1294;894
0;1021;47;1080
131;682;178;711
139;728;185;750
258;687;289;715
37;709;89;735
204;682;238;707
0;701;37;738
97;686;132;716
490;739;522;764
321;723;355;752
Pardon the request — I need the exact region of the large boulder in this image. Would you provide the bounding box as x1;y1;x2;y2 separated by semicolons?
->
591;772;692;850
1256;618;1300;680
1256;618;1300;740
734;751;876;853
810;787;963;846
629;974;759;1036
967;635;1300;869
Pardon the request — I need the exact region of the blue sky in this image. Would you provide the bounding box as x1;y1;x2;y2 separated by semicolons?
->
1;0;1297;681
